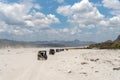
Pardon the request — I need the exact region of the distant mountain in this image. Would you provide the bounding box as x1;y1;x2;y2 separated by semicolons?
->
0;39;95;48
88;35;120;49
49;39;95;47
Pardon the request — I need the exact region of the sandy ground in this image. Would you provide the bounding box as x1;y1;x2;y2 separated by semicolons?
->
0;48;120;80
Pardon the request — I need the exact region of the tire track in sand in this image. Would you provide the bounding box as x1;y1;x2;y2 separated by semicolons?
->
15;60;45;80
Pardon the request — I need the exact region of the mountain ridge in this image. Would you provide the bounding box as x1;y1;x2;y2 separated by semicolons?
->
0;39;95;48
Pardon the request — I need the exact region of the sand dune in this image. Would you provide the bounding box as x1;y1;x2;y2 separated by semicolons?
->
0;48;120;80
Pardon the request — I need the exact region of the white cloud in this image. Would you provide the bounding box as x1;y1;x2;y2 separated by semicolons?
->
70;26;82;35
109;16;120;25
0;1;60;37
57;5;72;16
99;16;120;28
0;29;4;32
57;0;64;3
0;0;119;42
63;28;69;33
0;2;60;27
31;12;60;28
99;20;108;27
57;0;104;34
57;0;120;32
47;14;60;24
60;26;82;35
93;3;102;7
0;2;26;25
56;0;120;41
25;20;35;27
102;0;120;9
33;4;41;10
100;16;120;28
13;28;33;35
102;0;120;15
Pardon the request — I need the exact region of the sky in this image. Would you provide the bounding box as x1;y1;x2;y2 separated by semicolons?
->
0;0;120;42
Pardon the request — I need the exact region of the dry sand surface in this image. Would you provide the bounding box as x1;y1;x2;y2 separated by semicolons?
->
0;48;120;80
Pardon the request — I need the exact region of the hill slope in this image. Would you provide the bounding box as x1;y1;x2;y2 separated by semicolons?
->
115;35;120;41
88;35;120;49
